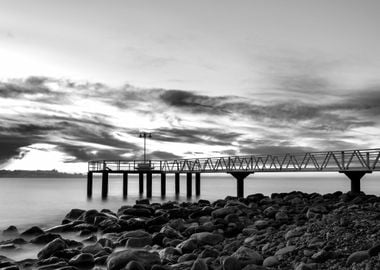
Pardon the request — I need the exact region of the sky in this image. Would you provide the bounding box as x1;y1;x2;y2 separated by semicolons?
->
0;0;379;172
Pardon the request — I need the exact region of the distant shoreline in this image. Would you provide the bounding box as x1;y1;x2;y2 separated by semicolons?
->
0;170;84;178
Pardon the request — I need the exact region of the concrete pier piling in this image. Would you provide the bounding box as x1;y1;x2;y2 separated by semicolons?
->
229;172;251;198
161;173;166;196
139;173;144;194
147;172;152;198
101;172;108;198
123;173;128;198
341;171;372;193
187;173;192;197
195;172;201;196
87;172;93;197
175;173;180;195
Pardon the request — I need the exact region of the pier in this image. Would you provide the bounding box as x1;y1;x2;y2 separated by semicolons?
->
87;148;380;198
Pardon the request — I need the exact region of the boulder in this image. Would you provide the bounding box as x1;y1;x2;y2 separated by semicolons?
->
20;226;44;237
2;226;19;237
69;253;94;267
81;243;104;255
125;260;145;270
222;256;241;270
65;209;85;220
190;232;224;245
107;250;160;270
37;238;67;259
346;250;370;266
126;236;152;248
232;247;263;265
30;233;61;244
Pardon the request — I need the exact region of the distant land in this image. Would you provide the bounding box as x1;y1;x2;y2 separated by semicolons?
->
0;169;85;178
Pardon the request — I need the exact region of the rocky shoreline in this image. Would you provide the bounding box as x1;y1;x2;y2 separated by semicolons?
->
1;191;380;270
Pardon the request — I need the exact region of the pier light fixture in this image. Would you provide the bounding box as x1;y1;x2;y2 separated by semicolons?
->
139;131;152;163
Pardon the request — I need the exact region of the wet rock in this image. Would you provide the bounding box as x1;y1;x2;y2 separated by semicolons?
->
65;209;85;220
2;226;19;237
68;253;95;267
177;239;198;253
223;256;241;270
311;249;333;263
190;232;224;245
232;247;263;265
262;256;279;267
178;254;198;263
346;250;370;265
368;243;380;257
274;245;296;256
81;243;104;255
37;238;67;259
126;236;152;248
159;247;181;264
211;207;236;218
30;233;61;244
20;226;44;237
191;259;208;270
83;235;97;243
199;247;219;258
107;249;160;270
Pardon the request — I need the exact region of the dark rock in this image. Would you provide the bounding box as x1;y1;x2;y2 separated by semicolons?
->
199;247;219;258
159;247;181;264
125;260;145;270
191;259;208;270
177;239;198;253
95;255;108;265
178;254;198;263
20;226;44;237
126;236;152;248
81;243;104;255
274;245;296;256
65;209;85;220
30;233;61;244
311;249;333;263
346;250;370;265
190;232;224;245
136;199;150;205
232;247;263;265
368;243;380;257
37;238;67;259
53;248;81;260
68;253;95;267
262;256;279;267
107;249;160;270
223;256;241;270
2;226;19;237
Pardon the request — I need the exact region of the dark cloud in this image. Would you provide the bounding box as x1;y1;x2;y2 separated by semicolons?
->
239;145;317;155
0;136;32;164
149;151;181;160
154;127;242;146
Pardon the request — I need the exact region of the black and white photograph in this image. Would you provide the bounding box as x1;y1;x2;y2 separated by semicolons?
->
0;1;379;269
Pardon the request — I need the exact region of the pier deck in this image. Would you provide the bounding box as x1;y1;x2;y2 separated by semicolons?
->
87;148;380;198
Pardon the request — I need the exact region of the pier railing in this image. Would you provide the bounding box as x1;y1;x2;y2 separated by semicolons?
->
88;148;380;173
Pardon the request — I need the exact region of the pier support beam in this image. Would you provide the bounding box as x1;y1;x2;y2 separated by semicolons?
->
229;172;251;198
87;172;93;197
139;173;144;194
123;173;128;198
147;172;152;198
101;172;108;198
187;173;192;197
340;171;372;194
161;173;166;196
175;173;180;195
195;172;201;196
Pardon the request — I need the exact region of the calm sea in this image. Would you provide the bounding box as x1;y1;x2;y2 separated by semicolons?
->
0;172;379;231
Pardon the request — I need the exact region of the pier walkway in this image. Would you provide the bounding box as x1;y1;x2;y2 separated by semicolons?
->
87;148;380;198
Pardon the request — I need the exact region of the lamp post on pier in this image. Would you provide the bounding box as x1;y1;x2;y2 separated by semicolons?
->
139;131;152;163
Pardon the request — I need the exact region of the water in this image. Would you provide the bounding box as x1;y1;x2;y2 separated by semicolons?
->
0;172;379;232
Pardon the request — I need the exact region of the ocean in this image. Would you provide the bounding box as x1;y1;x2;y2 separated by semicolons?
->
0;172;379;232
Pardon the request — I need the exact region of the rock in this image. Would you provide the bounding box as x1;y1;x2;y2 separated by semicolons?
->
253;220;270;230
0;244;16;249
2;226;19;237
262;256;279;267
199;248;219;258
125;260;145;270
107;250;160;270
176;239;198;253
232;247;263;265
275;211;288;222
211;207;236;218
274;245;296;256
159;247;181;264
160;225;183;239
126;236;152;248
30;233;61;244
83;235;97;243
82;243;104;255
311;249;333;263
69;253;94;267
65;209;85;220
285;228;304;240
223;256;241;270
190;232;224;245
368;243;380;257
346;250;370;265
178;254;198;263
136;199;150;205
191;259;208;270
294;262;313;270
37;238;67;259
20;226;44;237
